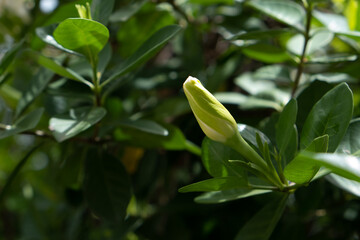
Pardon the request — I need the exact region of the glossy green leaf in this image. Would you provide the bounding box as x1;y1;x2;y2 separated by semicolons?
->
0;108;44;139
326;174;360;197
114;123;200;155
15;68;53;119
241;43;291;63
91;0;114;25
313;10;349;32
202;137;247;178
337;119;360;155
253;64;292;83
178;176;247;193
117;119;169;136
289;151;360;182
301;83;353;152
287;29;334;56
310;73;356;84
35;24;79;55
49;107;106;142
276;99;297;160
238;124;273;150
84;149;132;223
101;25;182;87
247;0;305;30
53;18;109;63
284;135;329;184
234;194;288;240
214;92;282;111
195;189;271;204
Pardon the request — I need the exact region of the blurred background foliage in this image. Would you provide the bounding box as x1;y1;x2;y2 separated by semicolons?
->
0;0;360;239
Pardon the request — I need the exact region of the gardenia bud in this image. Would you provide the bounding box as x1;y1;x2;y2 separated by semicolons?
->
183;76;238;143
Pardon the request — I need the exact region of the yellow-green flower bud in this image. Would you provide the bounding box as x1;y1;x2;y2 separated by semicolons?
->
183;76;238;143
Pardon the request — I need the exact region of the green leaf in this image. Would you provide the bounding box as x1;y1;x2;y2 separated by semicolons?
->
178;176;247;193
101;25;182;87
287;29;334;56
109;0;146;22
247;0;305;30
35;24;79;55
91;0;115;25
326;174;360;197
0;40;23;75
276;99;298;164
241;43;291;63
202;137;247;178
117;119;169;136
214;92;282;111
232;29;293;40
310;73;357;84
289;151;360;182
15;68;53;119
33;52;92;87
53;18;109;64
337;119;360;155
313;10;349;32
308;54;357;63
301;83;353;152
49;107;106;142
0;108;44;139
284;135;329;184
84;149;132;223
195;189;271;204
234;194;288;240
189;0;234;5
114;123;200;155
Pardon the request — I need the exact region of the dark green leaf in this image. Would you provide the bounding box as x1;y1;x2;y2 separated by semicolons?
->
202;137;247;178
0;40;23;75
301;83;353;152
179;176;247;193
53;18;109;63
234;194;288;240
337;119;360;155
117;119;169;136
232;29;292;40
91;0;115;25
189;0;234;5
195;189;271;204
101;25;182;87
49;107;106;142
84;149;132;223
0;108;44;139
276;99;298;164
15;68;53;118
109;0;146;22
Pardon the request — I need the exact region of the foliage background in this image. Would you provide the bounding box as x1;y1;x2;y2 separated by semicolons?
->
0;0;360;239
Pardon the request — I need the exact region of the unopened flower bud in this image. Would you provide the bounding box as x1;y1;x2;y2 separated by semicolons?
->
183;76;238;143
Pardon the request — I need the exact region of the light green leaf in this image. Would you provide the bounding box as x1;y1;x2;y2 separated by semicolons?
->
326;174;360;197
313;10;349;32
241;43;291;63
287;29;334;56
290;151;360;182
53;18;109;63
84;149;132;223
0;108;44;139
310;73;356;84
195;189;271;204
101;25;182;87
309;54;357;63
234;194;288;240
247;0;305;30
284;135;329;184
178;176;247;193
301;83;353;152
49;107;106;142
